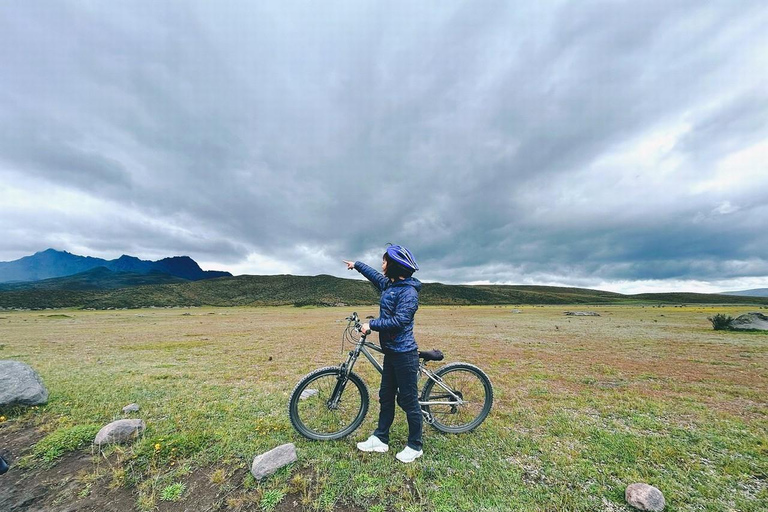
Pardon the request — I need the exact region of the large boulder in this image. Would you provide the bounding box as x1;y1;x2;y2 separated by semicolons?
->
0;360;49;407
626;483;665;511
730;312;768;331
94;419;146;446
251;443;297;480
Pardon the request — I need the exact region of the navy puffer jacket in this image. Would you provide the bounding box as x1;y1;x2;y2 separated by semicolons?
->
354;261;421;353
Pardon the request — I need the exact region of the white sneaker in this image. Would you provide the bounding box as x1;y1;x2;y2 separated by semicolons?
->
356;435;389;453
395;446;423;463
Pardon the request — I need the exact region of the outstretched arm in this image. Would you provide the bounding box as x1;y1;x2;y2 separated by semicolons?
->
343;259;389;292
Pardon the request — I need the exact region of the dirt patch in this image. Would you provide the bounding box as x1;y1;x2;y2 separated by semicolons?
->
0;420;46;462
0;421;382;512
0;421;134;512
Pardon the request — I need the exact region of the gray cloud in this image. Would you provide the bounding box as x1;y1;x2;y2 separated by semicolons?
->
1;0;767;292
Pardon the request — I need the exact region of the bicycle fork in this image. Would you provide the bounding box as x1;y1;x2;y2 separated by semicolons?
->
326;362;351;410
328;347;361;409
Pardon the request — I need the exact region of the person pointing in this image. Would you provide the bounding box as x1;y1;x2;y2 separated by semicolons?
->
342;244;423;463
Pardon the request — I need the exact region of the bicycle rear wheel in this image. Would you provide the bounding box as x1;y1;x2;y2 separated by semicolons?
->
421;362;493;434
289;366;369;441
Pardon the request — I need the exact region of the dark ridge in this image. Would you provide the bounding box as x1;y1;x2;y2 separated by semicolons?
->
1;274;767;310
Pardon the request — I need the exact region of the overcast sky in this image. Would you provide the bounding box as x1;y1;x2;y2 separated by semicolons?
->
1;1;767;293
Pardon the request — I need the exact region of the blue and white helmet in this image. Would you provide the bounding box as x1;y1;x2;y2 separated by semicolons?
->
386;244;419;272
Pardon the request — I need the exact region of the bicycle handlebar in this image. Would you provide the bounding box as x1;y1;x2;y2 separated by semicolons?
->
345;312;371;335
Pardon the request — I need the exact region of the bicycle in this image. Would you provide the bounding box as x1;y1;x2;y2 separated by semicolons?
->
288;312;493;440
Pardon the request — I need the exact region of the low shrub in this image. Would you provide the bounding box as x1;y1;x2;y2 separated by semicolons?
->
708;313;734;330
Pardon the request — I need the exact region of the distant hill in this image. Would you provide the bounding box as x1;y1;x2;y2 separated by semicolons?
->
721;288;768;297
1;273;767;310
0;267;188;291
0;249;231;283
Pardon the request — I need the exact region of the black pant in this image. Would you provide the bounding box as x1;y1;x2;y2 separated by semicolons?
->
373;349;423;451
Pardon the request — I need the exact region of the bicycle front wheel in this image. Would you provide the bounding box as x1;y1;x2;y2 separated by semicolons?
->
421;362;493;434
289;366;369;441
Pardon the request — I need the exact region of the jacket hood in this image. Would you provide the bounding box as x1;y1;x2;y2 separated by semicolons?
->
391;276;422;292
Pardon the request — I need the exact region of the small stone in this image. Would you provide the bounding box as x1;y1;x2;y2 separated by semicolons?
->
626;483;665;511
300;389;318;400
122;403;140;413
0;360;49;407
251;443;297;480
94;419;146;446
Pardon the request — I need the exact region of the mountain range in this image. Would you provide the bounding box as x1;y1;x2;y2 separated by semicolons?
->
1;250;767;310
0;249;231;283
721;288;768;297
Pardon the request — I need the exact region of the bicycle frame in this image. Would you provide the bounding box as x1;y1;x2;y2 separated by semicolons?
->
335;330;466;417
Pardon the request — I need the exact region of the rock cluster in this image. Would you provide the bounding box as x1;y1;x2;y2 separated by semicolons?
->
564;311;600;316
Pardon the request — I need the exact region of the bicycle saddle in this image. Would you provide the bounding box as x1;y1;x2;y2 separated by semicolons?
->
419;349;444;362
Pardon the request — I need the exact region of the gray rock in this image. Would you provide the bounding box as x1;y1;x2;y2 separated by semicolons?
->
251;443;297;480
564;311;600;316
730;312;768;331
299;389;318;400
94;419;146;446
626;483;665;511
0;360;49;407
122;403;140;413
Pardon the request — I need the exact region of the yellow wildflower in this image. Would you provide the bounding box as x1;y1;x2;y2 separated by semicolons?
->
0;416;6;423
154;443;161;452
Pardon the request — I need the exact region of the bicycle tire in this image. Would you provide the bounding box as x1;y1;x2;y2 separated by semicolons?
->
289;366;369;441
421;362;493;434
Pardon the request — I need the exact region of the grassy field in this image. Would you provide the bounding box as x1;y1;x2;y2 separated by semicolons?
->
1;305;766;511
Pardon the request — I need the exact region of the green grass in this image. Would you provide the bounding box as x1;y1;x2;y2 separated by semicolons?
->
159;482;186;502
1;305;766;511
27;423;101;465
260;488;286;511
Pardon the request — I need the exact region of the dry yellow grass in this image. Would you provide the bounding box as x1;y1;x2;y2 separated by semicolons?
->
1;305;766;511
